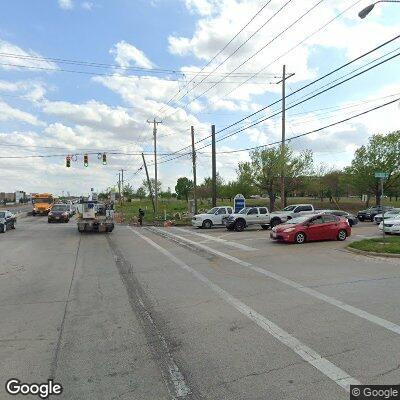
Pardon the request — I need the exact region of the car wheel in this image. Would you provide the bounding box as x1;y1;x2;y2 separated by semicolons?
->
11;222;15;229
270;218;281;228
0;224;5;233
337;229;347;241
202;220;212;229
294;232;306;244
261;225;269;230
234;220;245;232
226;225;234;231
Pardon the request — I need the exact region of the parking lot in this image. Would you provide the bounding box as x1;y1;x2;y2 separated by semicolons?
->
1;217;400;400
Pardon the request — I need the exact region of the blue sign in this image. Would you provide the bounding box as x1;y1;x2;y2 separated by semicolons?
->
234;194;245;213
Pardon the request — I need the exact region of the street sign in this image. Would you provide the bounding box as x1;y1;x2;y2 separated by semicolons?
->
234;194;245;213
374;172;389;179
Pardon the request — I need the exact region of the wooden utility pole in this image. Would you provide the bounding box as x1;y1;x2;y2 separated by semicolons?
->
191;126;198;214
147;118;162;215
281;64;286;209
211;124;217;207
142;153;155;214
118;172;121;204
276;65;295;209
119;168;125;202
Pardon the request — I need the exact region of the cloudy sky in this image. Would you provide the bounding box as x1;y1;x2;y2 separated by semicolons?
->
0;0;399;196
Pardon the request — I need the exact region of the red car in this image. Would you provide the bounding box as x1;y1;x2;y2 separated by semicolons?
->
270;214;351;244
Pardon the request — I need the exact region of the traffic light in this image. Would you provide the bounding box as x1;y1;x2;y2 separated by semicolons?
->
84;154;89;167
102;153;107;165
66;155;71;168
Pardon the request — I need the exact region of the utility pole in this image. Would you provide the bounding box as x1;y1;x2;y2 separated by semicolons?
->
147;118;162;215
191;126;198;214
118;172;121;204
276;65;295;209
142;153;155;214
281;64;286;209
119;168;125;203
211;124;217;207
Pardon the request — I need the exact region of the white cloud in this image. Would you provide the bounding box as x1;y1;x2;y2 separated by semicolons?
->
58;0;73;10
185;0;217;16
0;101;45;126
81;1;93;10
111;41;154;69
0;40;58;71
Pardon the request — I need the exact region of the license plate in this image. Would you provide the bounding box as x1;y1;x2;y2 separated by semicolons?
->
272;232;277;238
56;217;59;219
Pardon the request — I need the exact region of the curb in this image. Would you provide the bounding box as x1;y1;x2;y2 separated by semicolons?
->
346;246;400;259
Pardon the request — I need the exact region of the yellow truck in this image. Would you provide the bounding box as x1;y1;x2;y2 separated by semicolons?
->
31;193;55;215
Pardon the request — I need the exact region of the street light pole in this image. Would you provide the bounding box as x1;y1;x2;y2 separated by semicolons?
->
358;0;400;19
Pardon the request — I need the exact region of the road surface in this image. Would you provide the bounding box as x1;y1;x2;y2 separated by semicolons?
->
1;217;399;399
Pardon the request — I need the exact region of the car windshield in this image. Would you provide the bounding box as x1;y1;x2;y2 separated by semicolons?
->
285;216;310;224
207;207;219;214
282;205;297;211
52;205;68;211
238;207;251;214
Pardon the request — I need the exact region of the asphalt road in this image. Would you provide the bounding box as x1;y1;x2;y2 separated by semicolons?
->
1;217;399;400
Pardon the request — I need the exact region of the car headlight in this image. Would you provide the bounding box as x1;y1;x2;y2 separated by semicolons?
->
283;228;295;233
63;212;68;216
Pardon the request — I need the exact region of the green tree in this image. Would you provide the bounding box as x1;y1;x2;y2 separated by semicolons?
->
122;183;135;200
136;186;146;199
142;179;162;197
175;177;193;202
239;146;313;211
347;131;400;205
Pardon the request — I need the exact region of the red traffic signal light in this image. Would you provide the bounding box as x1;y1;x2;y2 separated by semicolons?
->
66;155;71;168
84;154;88;167
102;153;107;165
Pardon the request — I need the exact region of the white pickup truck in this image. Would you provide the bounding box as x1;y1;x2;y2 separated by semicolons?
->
225;206;270;231
269;204;315;228
191;206;234;228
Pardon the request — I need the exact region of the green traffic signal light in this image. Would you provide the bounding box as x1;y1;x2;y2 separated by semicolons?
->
102;153;107;165
66;156;71;168
84;154;88;167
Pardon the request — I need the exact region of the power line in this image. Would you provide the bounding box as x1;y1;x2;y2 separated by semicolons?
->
0;51;280;77
208;96;400;154
163;0;324;120
157;0;274;116
216;0;364;103
0;150;192;159
154;36;400;162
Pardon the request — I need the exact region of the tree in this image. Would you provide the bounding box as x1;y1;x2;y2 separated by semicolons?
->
142;178;162;197
136;186;146;199
122;184;135;200
239;146;313;211
175;177;193;202
347;131;400;205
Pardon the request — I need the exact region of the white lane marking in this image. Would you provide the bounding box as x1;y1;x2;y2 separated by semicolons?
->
172;227;256;251
129;227;360;392
152;227;400;336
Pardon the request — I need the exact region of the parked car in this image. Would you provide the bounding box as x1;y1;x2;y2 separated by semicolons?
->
48;204;70;223
191;206;233;228
270;213;351;244
0;210;16;233
357;206;393;222
225;206;270;231
378;215;400;235
269;204;315;227
374;208;400;224
319;209;358;227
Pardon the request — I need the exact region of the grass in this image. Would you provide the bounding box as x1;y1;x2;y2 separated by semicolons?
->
349;236;400;254
115;196;400;225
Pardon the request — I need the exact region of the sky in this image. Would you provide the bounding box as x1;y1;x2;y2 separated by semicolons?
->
0;0;399;196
